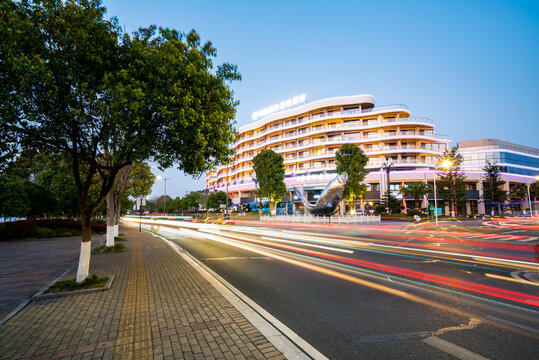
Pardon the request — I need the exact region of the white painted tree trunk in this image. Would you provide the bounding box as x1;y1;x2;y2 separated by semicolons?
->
114;224;119;237
106;187;115;247
106;226;115;246
76;241;91;283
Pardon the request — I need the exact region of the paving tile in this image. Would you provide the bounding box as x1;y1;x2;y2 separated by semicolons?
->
0;225;286;360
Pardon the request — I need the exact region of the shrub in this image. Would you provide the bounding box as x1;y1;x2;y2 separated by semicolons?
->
93;243;125;253
0;220;38;239
407;209;422;217
45;274;108;293
34;227;56;238
115;236;127;242
373;205;385;215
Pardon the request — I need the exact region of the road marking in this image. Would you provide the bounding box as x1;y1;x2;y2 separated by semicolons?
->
485;315;539;335
422;336;489;360
201;256;273;261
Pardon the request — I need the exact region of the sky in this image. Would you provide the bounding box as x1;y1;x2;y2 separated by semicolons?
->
101;0;539;199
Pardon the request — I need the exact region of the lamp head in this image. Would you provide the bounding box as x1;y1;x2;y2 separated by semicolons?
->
440;159;453;170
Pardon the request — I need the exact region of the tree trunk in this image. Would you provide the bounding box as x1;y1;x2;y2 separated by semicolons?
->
76;209;92;283
106;189;115;246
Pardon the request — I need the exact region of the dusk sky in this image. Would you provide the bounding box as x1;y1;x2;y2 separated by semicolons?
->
102;0;539;199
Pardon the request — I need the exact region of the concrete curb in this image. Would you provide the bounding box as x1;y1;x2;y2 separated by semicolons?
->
145;227;328;360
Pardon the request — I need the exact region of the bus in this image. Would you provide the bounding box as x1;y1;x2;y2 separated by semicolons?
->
247;201;293;215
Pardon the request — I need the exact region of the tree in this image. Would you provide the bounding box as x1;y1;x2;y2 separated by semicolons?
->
401;182;431;210
335;143;368;214
207;191;232;211
104;162;155;246
380;192;400;214
1;0;240;282
183;191;203;212
437;148;467;216
482;162;506;216
0;182;30;219
252;150;286;215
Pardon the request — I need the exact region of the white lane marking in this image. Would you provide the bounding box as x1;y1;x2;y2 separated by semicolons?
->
485;315;539;335
147;229;327;360
201;256;273;261
422;336;489;360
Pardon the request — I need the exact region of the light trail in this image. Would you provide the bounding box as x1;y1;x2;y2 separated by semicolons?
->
197;225;539;307
484;273;539;287
174;226;539;339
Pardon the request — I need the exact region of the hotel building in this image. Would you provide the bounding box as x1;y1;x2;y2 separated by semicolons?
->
206;94;451;209
205;94;538;215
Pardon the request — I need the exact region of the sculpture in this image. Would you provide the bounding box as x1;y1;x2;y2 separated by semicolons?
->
294;172;348;216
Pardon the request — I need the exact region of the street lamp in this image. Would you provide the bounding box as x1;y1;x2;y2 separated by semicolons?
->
433;158;453;225
225;162;230;219
156;176;171;216
381;157;394;214
252;177;260;215
527;175;539;216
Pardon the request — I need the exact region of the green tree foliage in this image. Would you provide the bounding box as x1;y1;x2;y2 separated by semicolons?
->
482;162;506;215
0;182;30;219
207;191;232;211
1;0;240;281
335;143;368;212
437;147;467;216
126;163;156;200
252;150;286;215
183;191;203;212
401;182;431;210
380;192;401;214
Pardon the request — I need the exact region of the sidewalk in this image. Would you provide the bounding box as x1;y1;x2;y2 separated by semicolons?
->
0;227;286;360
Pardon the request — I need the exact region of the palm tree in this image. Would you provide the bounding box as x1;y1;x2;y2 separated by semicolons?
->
401;182;431;210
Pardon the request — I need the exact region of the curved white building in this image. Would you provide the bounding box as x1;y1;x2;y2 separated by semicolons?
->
206;94;451;210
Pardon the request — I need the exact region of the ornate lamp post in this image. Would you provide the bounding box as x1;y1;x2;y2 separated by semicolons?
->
381;157;394;213
433;158;453;225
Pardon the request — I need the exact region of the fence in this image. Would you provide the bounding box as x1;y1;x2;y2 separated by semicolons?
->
260;214;381;224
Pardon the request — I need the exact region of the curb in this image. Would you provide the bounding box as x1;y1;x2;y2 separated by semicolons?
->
143;226;328;360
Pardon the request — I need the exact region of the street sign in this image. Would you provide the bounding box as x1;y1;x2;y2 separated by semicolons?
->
136;196;146;208
327;200;333;207
219;204;226;209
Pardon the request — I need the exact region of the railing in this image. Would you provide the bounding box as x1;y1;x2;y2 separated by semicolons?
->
260;214;381;224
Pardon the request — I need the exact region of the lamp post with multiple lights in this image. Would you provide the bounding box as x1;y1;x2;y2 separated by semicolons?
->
156;176;171;216
381;157;394;214
433;158;454;225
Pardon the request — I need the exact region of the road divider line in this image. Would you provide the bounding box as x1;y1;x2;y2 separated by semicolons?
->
422;336;489;360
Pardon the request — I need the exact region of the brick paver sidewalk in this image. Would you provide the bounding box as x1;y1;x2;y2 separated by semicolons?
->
0;226;286;360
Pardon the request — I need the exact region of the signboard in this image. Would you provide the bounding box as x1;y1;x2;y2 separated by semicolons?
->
327;201;333;207
136;196;147;208
219;204;226;209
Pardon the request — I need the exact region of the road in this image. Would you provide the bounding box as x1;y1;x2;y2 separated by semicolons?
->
135;218;539;360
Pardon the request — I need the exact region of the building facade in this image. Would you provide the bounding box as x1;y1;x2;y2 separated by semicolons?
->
205;95;538;215
206;94;451;211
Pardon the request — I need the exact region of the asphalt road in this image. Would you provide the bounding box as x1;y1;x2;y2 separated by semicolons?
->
148;219;538;360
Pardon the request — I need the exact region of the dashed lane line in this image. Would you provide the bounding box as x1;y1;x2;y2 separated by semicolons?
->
422;336;489;360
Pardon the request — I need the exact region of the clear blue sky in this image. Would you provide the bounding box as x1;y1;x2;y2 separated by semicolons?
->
102;0;539;199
